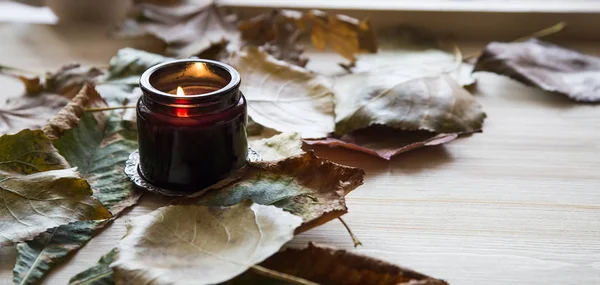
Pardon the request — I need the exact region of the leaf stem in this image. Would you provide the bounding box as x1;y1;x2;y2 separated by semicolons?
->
463;21;567;61
338;217;362;248
251;265;318;285
0;64;43;76
513;21;566;43
85;106;136;112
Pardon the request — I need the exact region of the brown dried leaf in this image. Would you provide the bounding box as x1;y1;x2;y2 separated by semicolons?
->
0;64;103;97
227;47;335;139
179;151;364;234
118;1;239;58
306;126;461;160
0;65;43;95
239;9;308;67
0;95;68;135
334;73;486;135
238;9;377;67
473;39;600;102
304;10;377;66
224;243;449;285
44;64;104;98
42;85;105;140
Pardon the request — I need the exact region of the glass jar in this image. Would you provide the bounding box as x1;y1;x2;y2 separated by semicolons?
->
137;59;247;192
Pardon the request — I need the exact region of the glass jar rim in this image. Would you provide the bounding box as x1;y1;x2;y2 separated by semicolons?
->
139;59;241;105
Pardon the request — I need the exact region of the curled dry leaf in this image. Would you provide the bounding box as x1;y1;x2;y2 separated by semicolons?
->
0;64;103;97
14;86;141;285
306;126;462;160
0;94;68;135
48;86;141;214
224;243;449;285
180;151;365;233
249;132;305;162
228;47;335;139
334;74;486;135
238;9;377;67
0;65;42;94
44;64;104;98
239;9;307;67
0;129;111;246
42;85;105;140
117;1;239;58
112;202;303;285
473;39;600;102
304;10;377;65
68;248;117;285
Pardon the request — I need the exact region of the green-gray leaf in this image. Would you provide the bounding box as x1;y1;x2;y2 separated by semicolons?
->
0;129;111;247
13;87;140;285
97;48;172;105
334;74;486;135
13;220;105;285
105;48;173;85
68;248;117;285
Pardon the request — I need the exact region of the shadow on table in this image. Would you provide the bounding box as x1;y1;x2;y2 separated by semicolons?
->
309;144;454;177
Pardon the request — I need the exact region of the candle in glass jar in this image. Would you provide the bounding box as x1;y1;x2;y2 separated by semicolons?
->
137;60;248;191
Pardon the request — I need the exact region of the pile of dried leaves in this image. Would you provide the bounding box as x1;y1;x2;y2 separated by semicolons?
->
0;1;598;284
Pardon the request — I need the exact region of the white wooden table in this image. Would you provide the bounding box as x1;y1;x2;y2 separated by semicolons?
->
0;22;599;285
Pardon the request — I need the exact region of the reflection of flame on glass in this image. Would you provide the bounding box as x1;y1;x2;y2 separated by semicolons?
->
187;62;214;78
176;86;185;96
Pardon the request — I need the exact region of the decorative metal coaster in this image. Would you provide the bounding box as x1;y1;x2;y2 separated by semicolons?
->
125;148;261;197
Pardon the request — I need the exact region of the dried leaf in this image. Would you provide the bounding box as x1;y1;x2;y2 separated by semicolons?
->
0;129;111;246
42;85;105;140
0;95;68;135
0;64;103;97
334;73;486;135
68;248;117;285
44;64;104;98
13;86;141;285
99;48;172;105
105;48;173;86
473;39;600;102
249;132;304;162
228;47;335;139
304;10;377;66
0;65;43;95
225;243;448;285
14;220;106;285
239;10;308;67
347;26;475;86
181;151;364;233
117;2;239;58
111;202;303;285
50;87;141;214
306;126;461;160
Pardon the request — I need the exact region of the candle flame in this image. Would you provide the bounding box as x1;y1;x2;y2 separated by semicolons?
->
176;86;185;96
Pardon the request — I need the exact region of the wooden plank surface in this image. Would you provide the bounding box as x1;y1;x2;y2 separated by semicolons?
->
0;23;599;285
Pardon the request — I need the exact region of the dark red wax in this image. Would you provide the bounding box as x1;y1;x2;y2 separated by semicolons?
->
137;60;247;191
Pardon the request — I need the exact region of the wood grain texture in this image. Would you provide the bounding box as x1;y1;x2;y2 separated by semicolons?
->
0;22;599;285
